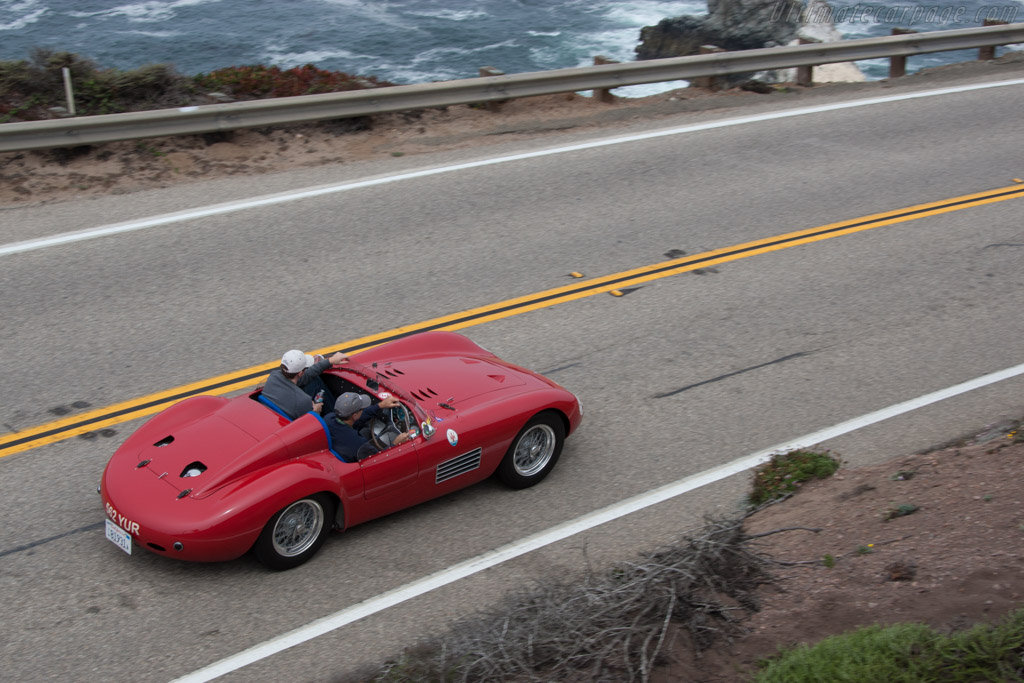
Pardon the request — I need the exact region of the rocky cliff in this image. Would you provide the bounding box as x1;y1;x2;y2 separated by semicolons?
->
635;0;865;83
635;0;803;59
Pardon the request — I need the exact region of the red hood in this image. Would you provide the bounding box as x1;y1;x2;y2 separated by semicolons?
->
365;355;528;408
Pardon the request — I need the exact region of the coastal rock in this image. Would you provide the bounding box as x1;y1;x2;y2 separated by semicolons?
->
636;0;865;83
635;0;803;59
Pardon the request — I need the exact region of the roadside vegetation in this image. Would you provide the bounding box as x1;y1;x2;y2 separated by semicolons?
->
0;49;393;123
754;611;1024;682
373;514;779;682
364;447;1024;682
747;449;841;507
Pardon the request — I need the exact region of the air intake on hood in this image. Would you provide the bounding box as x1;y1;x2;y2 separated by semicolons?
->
180;461;207;478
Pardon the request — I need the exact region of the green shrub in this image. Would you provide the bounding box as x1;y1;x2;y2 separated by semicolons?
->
194;63;393;100
755;622;942;682
883;503;919;521
0;51;392;122
748;449;841;507
755;608;1024;682
0;49;194;119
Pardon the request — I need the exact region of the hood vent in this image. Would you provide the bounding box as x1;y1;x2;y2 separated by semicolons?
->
410;387;439;402
436;448;482;484
154;435;174;447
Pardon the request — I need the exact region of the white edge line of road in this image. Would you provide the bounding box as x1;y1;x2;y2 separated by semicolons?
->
173;360;1024;683
5;77;1024;260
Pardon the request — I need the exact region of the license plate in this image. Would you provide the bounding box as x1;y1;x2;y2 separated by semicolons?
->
105;518;132;555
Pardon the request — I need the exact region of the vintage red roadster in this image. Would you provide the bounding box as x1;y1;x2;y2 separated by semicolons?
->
100;331;582;569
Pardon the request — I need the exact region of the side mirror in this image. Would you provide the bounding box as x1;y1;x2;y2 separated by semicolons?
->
366;379;379;391
420;421;436;439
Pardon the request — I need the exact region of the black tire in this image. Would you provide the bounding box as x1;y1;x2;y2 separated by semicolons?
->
497;412;565;489
253;493;335;570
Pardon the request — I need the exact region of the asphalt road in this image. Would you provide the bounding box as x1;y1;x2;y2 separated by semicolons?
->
1;67;1023;682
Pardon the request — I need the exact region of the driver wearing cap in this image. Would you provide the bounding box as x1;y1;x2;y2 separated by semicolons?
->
324;392;415;462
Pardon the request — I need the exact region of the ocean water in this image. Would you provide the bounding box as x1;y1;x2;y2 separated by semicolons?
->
1;0;1021;97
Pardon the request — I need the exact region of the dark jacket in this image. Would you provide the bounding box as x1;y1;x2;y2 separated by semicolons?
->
324;404;383;462
261;357;331;420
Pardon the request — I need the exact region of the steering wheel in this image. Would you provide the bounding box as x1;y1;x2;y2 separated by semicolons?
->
369;403;411;450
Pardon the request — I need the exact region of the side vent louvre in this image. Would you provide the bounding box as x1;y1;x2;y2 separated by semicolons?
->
436;448;482;484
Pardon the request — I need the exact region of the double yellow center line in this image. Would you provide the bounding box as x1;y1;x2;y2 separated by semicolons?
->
3;182;1022;458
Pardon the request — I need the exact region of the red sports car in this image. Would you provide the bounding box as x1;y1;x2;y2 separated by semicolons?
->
99;331;582;569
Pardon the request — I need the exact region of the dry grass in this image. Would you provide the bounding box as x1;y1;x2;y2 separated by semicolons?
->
370;514;808;683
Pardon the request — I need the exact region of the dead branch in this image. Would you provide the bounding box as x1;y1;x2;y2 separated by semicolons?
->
745;526;823;539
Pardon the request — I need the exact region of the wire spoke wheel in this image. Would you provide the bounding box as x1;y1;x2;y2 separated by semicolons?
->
513;423;557;477
498;412;565;489
271;499;325;557
254;494;335;569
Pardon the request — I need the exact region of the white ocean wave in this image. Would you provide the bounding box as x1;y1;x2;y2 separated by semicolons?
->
573;80;690;100
68;0;225;24
319;0;422;31
0;4;47;32
607;80;690;98
527;30;562;37
122;29;182;38
405;9;489;21
602;0;707;24
260;47;377;69
411;38;519;65
565;27;649;65
374;65;463;84
529;46;564;67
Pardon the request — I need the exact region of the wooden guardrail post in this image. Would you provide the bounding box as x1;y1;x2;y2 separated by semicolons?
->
696;45;725;90
979;19;1009;60
592;55;619;103
889;28;917;78
478;66;506;111
795;38;814;86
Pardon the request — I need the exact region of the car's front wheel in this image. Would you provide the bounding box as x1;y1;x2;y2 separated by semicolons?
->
497;412;565;489
253;493;335;570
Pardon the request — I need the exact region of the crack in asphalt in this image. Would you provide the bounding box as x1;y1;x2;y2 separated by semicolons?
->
0;522;104;560
653;351;813;398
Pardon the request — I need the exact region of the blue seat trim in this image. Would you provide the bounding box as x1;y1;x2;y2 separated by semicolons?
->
311;413;347;463
256;393;293;421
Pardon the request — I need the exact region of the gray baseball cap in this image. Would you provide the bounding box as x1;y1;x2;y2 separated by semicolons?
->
335;392;371;418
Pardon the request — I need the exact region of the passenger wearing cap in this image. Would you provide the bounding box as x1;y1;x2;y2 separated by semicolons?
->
325;392;415;462
295;353;338;412
261;349;348;420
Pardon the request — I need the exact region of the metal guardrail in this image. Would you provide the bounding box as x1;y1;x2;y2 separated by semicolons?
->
2;23;1022;152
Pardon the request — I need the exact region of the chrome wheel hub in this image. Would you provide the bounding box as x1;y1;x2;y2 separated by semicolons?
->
272;499;324;557
513;424;556;477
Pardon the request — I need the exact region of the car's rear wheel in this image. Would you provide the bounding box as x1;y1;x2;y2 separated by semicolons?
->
497;412;565;489
253;493;335;570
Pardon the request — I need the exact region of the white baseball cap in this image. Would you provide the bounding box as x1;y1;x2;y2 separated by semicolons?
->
281;349;314;373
